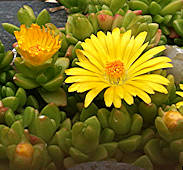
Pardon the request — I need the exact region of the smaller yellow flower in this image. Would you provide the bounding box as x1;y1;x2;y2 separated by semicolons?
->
14;24;61;66
163;111;183;129
176;84;183;108
16;143;34;158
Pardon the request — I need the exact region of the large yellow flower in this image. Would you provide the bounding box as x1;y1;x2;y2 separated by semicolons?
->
65;28;173;108
14;24;61;66
176;84;183;108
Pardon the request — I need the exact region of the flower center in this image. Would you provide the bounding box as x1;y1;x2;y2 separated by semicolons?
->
29;44;41;56
105;60;124;84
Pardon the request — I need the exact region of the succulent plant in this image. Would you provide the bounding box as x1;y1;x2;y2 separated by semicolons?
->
0;121;61;170
0;40;15;80
139;105;183;169
1;92;183;170
54;10;161;63
128;0;183;46
1;3;183;170
13;54;69;106
2;5;51;35
57;0;128;15
1;6;69;106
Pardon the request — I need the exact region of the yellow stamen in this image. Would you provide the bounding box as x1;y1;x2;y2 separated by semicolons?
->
105;60;124;84
105;60;124;78
29;45;41;56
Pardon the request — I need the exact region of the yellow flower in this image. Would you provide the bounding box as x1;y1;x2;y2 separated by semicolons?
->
176;84;183;108
65;28;173;108
14;24;61;66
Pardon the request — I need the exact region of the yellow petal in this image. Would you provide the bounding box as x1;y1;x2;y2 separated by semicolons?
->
106;31;115;61
147;82;168;94
130;57;172;75
131;74;170;85
124;91;134;105
129;45;166;72
113;87;122;108
115;86;124;98
65;68;100;76
126;42;149;69
126;80;155;94
68;82;109;93
76;49;102;74
123;36;135;65
123;85;134;105
176;91;183;97
131;63;173;77
97;31;110;62
80;50;104;71
81;38;104;67
84;85;108;107
104;87;114;107
121;30;132;61
65;75;103;83
130;31;147;57
90;34;108;64
68;83;81;92
112;28;121;60
176;101;183;108
128;84;151;104
124;84;151;104
180;84;183;90
78;82;109;93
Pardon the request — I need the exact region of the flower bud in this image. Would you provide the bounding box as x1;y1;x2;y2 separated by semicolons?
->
23;5;36;23
97;14;113;31
163;111;183;129
66;14;94;41
16;143;33;158
8;143;34;169
17;7;34;27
